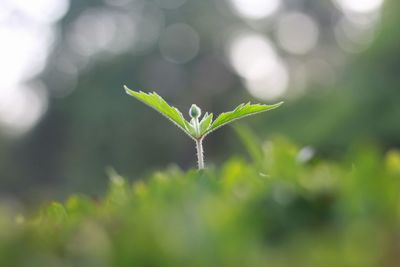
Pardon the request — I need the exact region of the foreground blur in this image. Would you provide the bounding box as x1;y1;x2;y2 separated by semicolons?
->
0;138;399;266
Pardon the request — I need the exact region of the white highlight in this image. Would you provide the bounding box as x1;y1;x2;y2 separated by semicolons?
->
276;12;319;55
333;0;384;14
0;0;69;136
229;0;280;20
297;146;316;163
245;60;289;100
68;9;144;56
0;84;48;136
0;24;54;88
228;33;278;80
227;32;288;100
11;0;69;23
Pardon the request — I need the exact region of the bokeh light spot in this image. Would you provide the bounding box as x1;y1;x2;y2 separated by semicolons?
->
11;0;69;23
276;12;319;55
333;0;384;14
0;84;48;137
159;23;200;64
244;60;289;100
228;0;280;20
334;17;376;53
68;9;121;56
227;32;278;80
0;23;55;88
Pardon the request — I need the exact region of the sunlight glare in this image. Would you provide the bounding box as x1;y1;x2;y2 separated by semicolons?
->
228;32;278;80
0;24;55;88
333;0;384;14
244;60;289;100
276;12;319;55
228;0;280;20
11;0;69;23
0;84;48;137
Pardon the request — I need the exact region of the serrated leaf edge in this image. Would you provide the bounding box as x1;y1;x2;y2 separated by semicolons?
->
203;101;283;137
124;86;196;140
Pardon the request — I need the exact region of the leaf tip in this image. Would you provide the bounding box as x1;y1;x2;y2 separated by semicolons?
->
123;85;134;95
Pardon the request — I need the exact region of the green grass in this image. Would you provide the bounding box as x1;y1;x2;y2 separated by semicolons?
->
1;137;400;267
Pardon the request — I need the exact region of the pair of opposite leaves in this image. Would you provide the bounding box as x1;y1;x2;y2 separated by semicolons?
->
124;86;283;141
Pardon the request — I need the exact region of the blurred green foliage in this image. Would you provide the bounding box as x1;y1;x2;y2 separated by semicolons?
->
0;0;399;200
0;136;399;266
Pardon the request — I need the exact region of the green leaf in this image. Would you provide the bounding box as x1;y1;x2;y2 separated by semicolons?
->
124;86;283;141
233;124;264;166
199;112;213;135
185;120;197;137
124;86;194;139
204;102;283;136
40;202;68;225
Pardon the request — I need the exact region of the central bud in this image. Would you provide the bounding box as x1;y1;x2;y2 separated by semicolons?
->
189;104;201;119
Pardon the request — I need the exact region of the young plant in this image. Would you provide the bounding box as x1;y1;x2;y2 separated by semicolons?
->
124;86;283;169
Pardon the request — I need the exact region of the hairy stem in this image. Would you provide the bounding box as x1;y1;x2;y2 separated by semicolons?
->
195;138;204;170
193;117;200;138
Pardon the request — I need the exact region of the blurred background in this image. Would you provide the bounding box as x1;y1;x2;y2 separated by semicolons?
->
0;0;398;202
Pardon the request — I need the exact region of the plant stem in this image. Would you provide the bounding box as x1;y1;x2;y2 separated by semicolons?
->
195;138;204;169
193;117;200;138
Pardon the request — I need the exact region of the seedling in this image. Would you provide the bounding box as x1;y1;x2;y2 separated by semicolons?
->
124;86;283;169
